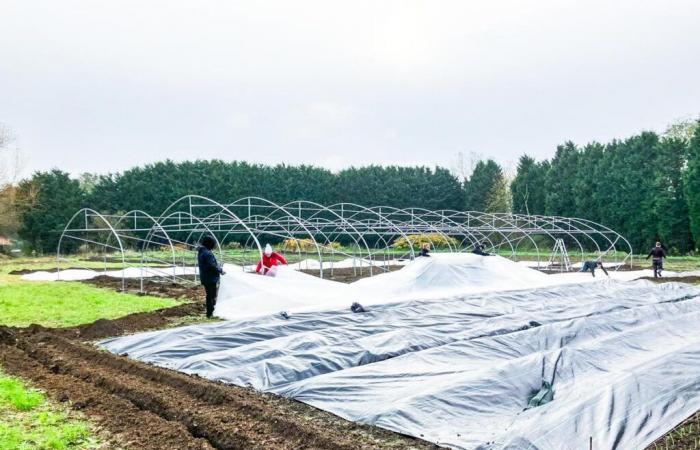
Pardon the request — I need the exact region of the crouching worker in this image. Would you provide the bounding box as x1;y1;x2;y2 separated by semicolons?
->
197;235;224;318
472;243;492;256
418;242;431;257
580;260;608;277
256;244;288;276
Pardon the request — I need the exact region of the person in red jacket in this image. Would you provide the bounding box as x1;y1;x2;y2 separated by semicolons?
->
255;244;288;276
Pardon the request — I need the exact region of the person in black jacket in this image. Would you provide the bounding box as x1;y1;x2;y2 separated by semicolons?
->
580;260;609;277
472;243;492;256
418;242;431;257
197;235;224;318
646;241;667;278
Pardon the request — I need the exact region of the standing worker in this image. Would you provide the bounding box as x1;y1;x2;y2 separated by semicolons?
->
580;260;609;277
646;241;667;278
197;235;224;318
256;244;288;276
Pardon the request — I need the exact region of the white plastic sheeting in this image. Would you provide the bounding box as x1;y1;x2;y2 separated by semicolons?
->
21;266;199;281
215;254;681;321
99;255;700;449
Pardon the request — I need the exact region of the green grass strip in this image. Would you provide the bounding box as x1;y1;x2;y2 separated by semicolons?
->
0;370;98;449
0;282;182;328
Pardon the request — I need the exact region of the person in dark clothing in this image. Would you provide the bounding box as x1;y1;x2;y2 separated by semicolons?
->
580;260;609;277
472;243;491;256
197;235;224;318
646;241;667;278
418;242;431;257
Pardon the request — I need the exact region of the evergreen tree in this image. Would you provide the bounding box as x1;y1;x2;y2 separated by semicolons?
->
485;175;511;213
511;155;546;215
465;160;503;211
654;137;693;253
545;142;579;217
16;170;85;254
615;132;661;251
572;142;604;222
683;122;700;248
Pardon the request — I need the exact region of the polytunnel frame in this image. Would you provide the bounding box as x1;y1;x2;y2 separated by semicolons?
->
327;202;418;260
370;206;457;253
108;210;181;288
225;197;330;278
281;200;377;276
57;208;127;291
405;208;485;252
55;195;634;289
507;214;588;269
160;194;264;257
439;210;518;258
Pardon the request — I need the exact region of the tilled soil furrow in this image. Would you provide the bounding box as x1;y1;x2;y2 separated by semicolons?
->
0;343;213;450
60;333;367;449
16;332;361;450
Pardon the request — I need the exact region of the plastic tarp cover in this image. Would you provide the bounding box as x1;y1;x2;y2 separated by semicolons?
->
100;269;700;449
214;254;654;321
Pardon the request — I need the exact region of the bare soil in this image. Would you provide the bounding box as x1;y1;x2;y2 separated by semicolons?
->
300;265;405;283
645;410;700;449
8;266;174;275
0;320;438;450
638;275;700;284
84;275;201;300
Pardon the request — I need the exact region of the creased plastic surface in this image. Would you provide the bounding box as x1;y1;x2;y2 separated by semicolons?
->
214;254;674;321
100;274;700;449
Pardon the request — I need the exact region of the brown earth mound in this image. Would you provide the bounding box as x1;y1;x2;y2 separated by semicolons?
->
638;275;700;284
0;325;438;450
299;265;405;283
84;275;200;298
53;300;202;340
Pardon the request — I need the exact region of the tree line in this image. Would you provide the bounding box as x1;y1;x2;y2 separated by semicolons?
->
4;120;699;255
511;120;700;253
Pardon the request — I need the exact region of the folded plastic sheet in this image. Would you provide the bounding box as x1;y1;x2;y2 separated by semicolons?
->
100;280;700;449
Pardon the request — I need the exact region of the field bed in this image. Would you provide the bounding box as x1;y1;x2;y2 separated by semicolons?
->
3;254;700;449
0;306;437;450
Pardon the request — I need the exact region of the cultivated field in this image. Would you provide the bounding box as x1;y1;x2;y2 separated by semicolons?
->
1;254;700;449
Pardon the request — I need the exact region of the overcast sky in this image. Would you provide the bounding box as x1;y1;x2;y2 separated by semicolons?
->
1;0;699;178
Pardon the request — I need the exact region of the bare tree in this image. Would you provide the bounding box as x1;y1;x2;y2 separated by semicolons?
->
664;116;700;143
451;150;484;181
0;122;22;185
0;122;22;238
0;122;15;148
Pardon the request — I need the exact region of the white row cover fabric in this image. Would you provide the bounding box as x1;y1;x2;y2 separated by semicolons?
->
215;254;684;321
99;255;700;449
21;266;198;281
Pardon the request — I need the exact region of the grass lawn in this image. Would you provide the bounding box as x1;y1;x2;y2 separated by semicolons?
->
0;370;100;449
0;282;181;328
0;256;183;328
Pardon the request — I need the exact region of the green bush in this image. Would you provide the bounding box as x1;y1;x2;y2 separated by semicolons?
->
392;233;458;250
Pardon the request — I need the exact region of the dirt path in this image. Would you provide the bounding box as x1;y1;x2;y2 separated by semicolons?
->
0;325;438;450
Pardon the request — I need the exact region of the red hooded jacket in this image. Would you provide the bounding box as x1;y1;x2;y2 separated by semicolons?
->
255;252;288;274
